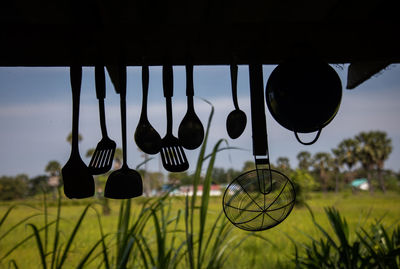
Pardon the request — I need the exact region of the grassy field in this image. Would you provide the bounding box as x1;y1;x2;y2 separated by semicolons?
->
0;191;399;268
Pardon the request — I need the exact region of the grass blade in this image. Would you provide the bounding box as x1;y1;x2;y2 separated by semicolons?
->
0;205;16;229
56;204;91;268
27;224;47;269
0;220;56;262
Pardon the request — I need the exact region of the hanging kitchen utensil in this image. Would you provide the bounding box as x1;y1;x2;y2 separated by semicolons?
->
104;64;143;199
160;65;189;172
223;64;295;231
134;65;162;154
89;66;116;175
62;66;95;198
265;57;342;145
226;63;247;139
178;63;204;150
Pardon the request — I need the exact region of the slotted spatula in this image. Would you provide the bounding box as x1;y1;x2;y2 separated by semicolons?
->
160;65;189;172
89;66;116;175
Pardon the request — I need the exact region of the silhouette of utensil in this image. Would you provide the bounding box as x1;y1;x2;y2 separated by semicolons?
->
62;66;95;198
89;66;116;175
134;65;162;154
178;64;204;150
226;64;247;139
223;64;295;231
160;65;189;172
104;64;142;199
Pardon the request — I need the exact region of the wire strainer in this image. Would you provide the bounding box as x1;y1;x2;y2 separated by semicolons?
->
223;159;296;231
222;64;296;231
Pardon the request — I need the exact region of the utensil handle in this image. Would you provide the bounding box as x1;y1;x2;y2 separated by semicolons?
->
95;66;106;99
117;65;128;166
95;66;108;137
163;65;173;98
249;64;268;156
70;65;82;154
185;64;194;97
141;65;149;116
230;64;239;110
163;65;173;134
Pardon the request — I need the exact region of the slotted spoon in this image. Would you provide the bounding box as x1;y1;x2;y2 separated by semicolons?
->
89;65;116;175
160;65;189;172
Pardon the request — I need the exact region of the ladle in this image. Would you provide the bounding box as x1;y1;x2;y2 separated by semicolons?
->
178;64;204;150
61;66;95;198
226;64;247;139
105;64;142;199
134;65;162;154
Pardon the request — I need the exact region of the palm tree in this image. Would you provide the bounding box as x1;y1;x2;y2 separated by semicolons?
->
355;132;377;193
45;160;61;196
297;151;312;171
337;138;359;173
45;160;61;177
374;132;392;193
356;131;392;193
276;157;291;172
313;152;333;193
331;148;343;193
113;148;123;169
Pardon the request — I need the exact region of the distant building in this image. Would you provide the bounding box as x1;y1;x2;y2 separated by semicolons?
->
351;178;369;190
48;176;60;187
164;184;222;196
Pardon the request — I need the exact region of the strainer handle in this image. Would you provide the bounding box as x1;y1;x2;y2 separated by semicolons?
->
294;129;322;145
255;157;273;195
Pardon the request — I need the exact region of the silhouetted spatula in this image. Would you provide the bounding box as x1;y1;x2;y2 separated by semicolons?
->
104;64;143;199
160;65;189;172
62;66;95;198
88;66;116;175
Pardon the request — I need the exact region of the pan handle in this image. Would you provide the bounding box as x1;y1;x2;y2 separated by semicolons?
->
294;129;322;145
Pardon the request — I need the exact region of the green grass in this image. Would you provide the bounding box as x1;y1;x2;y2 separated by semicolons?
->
1;192;399;268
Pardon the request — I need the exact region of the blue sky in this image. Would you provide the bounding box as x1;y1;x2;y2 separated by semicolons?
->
0;64;399;178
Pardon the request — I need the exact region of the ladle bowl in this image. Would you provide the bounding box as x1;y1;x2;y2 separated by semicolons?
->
135;119;162;154
226;109;247;139
178;109;204;150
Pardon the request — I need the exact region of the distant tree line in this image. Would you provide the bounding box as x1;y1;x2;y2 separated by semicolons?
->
1;130;398;201
168;130;399;196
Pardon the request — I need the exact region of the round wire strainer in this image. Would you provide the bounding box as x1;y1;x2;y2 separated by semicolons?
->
223;64;296;231
223;166;295;231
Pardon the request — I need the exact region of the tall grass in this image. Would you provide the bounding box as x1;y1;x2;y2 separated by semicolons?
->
101;99;252;268
292;205;400;268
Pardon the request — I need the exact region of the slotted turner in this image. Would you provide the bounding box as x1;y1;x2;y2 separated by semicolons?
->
160;65;189;172
89;66;116;175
